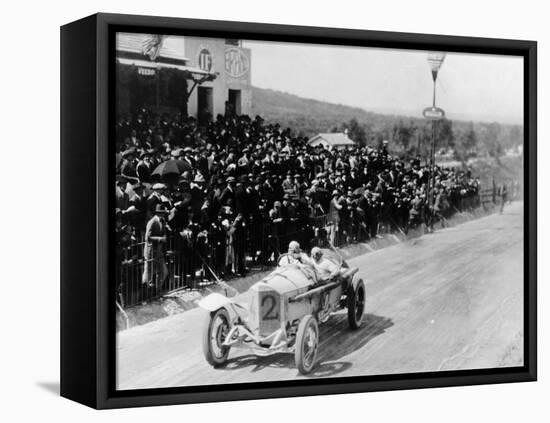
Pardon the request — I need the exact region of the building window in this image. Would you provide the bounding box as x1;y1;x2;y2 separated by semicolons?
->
225;39;241;46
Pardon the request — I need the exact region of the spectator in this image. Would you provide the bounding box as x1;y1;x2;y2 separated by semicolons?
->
500;184;508;214
142;204;169;290
115;109;484;297
136;150;153;183
328;190;342;245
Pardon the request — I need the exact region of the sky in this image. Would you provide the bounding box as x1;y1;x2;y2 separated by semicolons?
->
243;40;524;125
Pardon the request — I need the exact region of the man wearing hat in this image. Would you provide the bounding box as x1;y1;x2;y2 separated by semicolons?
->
115;175;130;212
178;147;193;169
408;190;425;232
282;172;296;197
136;150;152;183
269;200;284;256
294;173;308;199
168;179;192;231
142;204;169;289
146;183;166;221
234;175;249;216
328;190;343;245
259;176;275;207
190;173;206;215
196;150;209;178
120;148;139;182
434;187;449;227
247;177;262;222
232;212;248;275
219;176;236;207
127;182;147;234
237;148;250;173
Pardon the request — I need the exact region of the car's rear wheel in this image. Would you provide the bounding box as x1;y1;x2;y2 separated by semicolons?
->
295;315;319;375
347;278;366;329
202;308;231;367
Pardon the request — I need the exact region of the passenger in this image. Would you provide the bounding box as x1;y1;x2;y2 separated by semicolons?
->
310;247;342;283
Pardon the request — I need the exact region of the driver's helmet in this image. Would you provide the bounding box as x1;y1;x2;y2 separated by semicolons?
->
288;240;301;255
311;247;323;261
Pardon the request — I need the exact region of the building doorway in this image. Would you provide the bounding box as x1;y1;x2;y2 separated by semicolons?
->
197;86;213;124
227;89;242;116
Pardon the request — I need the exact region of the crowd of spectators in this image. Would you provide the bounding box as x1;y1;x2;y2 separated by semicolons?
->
115;110;481;294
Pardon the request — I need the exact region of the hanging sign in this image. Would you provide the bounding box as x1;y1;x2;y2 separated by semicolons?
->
423;106;445;120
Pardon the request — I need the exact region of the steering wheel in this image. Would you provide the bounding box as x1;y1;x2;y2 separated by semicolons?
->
277;253;290;267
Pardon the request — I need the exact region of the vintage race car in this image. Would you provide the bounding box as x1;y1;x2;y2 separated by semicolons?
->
198;249;366;374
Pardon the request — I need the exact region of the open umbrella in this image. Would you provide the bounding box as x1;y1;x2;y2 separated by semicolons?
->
151;159;192;178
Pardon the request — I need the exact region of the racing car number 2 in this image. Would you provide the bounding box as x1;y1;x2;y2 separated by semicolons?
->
261;293;279;320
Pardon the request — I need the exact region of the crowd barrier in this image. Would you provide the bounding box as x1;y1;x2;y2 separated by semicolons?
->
116;185;517;308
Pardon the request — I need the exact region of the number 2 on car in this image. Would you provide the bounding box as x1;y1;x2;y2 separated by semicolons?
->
259;292;280;335
261;294;279;320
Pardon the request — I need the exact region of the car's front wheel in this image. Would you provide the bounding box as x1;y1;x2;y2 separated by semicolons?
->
202;308;231;367
295;315;319;375
347;278;366;329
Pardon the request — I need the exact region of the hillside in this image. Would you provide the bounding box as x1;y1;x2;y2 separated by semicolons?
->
250;86;524;184
252;86;522;155
251;86;391;137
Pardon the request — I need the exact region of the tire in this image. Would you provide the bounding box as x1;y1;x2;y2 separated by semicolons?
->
202;308;231;367
347;278;366;329
295;315;319;375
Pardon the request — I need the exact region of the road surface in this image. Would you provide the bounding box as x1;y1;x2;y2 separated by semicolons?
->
117;202;524;390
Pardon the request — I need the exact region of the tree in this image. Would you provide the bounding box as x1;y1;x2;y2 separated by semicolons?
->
437;118;454;149
454;121;477;164
391;120;417;156
507;125;523;152
341;118;367;146
482;122;504;162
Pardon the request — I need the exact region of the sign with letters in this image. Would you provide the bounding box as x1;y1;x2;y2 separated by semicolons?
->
197;48;213;72
423;106;446;120
225;47;249;78
137;67;156;76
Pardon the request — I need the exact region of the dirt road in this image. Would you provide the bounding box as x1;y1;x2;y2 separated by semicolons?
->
117;202;524;390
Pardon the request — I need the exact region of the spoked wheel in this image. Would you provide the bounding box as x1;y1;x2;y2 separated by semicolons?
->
202;308;231;367
347;278;366;329
295;315;319;375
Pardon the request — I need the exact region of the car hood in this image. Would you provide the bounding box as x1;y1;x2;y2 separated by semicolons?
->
252;265;316;295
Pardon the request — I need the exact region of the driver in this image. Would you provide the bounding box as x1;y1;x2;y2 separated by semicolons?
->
280;241;312;266
310;247;342;283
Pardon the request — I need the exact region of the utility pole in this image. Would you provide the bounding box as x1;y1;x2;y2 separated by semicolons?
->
424;53;446;232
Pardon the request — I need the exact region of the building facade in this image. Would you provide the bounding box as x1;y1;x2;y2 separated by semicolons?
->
308;133;356;150
115;33;252;121
184;37;252;119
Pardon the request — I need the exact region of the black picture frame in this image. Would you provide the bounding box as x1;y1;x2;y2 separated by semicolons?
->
60;12;537;409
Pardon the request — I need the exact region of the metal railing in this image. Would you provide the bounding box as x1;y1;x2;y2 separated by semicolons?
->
116;186;515;308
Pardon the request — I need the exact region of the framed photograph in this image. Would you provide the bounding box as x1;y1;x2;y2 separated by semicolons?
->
60;13;537;409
